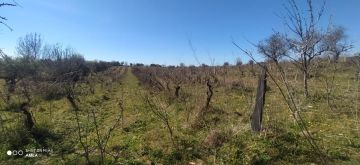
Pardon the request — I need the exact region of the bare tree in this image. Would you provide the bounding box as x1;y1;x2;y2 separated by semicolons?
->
0;33;44;103
91;101;124;164
282;0;327;97
235;58;243;66
42;43;64;61
321;25;353;62
179;62;185;67
315;26;352;110
66;90;91;164
205;78;214;109
235;58;244;76
16;33;43;60
258;32;289;63
233;41;328;163
145;95;177;148
0;1;17;31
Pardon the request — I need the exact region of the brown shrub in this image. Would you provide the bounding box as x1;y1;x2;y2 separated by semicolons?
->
202;129;231;149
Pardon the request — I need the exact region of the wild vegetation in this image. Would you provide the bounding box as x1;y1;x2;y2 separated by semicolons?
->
2;49;359;164
1;0;360;164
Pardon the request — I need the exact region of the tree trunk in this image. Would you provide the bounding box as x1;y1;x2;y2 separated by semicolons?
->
205;79;213;109
175;86;180;97
6;78;16;102
303;70;309;98
333;52;341;63
251;67;267;132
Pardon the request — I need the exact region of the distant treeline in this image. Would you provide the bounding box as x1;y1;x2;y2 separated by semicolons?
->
0;33;124;83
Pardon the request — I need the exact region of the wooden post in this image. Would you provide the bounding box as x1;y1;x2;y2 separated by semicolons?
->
251;67;267;132
20;103;34;131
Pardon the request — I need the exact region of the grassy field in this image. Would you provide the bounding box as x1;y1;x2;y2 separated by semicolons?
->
0;61;360;164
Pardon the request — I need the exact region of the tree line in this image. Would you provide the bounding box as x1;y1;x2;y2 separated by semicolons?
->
0;33;123;101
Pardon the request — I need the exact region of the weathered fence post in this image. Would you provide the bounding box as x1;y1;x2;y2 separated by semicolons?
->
251;67;267;132
20;103;34;131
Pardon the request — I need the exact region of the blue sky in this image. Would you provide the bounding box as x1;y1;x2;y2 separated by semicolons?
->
0;0;359;65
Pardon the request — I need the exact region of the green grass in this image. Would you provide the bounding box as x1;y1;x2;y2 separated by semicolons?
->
1;64;360;164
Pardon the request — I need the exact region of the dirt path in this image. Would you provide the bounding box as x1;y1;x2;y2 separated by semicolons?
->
104;68;173;162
